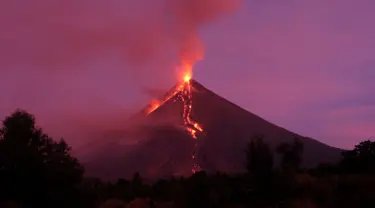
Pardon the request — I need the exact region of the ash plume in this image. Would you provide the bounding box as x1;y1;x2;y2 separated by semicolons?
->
168;0;240;63
1;0;240;69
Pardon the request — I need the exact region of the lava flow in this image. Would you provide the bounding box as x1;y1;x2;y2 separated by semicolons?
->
146;63;204;174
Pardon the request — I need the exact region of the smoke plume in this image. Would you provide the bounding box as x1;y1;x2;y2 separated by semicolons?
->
1;0;240;69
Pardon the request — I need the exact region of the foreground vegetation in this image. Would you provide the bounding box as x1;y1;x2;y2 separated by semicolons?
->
1;110;375;207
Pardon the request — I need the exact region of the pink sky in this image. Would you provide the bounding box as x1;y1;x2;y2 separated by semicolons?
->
1;0;374;150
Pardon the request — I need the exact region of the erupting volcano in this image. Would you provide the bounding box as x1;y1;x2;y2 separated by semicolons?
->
81;0;343;178
83;76;343;180
145;62;204;174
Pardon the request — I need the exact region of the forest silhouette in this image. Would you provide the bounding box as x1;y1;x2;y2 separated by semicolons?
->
1;110;375;207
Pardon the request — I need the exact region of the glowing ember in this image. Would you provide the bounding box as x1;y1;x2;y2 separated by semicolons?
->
146;84;184;114
147;99;161;114
146;62;203;174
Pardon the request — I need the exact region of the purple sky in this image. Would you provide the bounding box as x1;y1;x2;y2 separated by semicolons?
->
1;0;374;150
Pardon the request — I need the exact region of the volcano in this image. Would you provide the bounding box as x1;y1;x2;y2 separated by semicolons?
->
83;79;342;180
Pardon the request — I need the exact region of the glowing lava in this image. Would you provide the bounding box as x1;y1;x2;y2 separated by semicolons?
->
183;73;191;83
146;63;204;174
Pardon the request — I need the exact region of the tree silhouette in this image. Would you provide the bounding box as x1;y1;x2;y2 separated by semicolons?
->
245;135;274;201
277;137;304;173
184;171;210;208
340;140;375;174
0;110;84;207
246;135;274;177
130;172;151;199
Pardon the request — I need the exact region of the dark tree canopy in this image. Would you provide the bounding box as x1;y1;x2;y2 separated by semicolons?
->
0;110;84;207
276;137;304;173
245;135;274;196
245;135;274;177
340;140;375;174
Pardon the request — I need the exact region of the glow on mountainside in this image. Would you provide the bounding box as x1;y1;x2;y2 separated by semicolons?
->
146;62;203;174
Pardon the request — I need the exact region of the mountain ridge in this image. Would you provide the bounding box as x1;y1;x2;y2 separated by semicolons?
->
83;79;343;180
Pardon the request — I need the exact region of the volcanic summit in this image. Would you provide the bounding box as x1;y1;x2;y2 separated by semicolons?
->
83;79;342;180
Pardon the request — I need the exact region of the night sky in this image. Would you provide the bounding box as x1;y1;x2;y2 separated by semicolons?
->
1;0;374;150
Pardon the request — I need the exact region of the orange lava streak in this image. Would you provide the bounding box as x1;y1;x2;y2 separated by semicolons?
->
146;62;203;174
179;77;204;174
146;84;185;114
180;79;203;135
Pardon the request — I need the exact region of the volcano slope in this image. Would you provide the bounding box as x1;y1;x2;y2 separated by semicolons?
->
84;79;342;180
